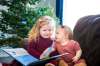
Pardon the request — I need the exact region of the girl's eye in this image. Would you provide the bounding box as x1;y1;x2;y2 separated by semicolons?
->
48;29;52;31
43;29;51;31
43;30;47;31
56;32;59;34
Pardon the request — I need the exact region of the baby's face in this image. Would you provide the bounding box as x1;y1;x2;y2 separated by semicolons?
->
55;28;65;42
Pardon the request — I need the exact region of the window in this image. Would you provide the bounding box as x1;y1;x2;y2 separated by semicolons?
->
63;0;100;30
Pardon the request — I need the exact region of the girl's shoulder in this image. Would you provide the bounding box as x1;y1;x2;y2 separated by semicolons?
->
70;40;76;43
69;40;79;45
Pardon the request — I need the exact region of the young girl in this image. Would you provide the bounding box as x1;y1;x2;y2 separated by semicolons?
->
27;16;57;66
40;25;87;66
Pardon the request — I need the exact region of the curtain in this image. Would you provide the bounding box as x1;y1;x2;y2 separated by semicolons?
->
56;0;63;24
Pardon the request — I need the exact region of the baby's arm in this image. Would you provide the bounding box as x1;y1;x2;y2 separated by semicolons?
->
40;46;55;59
0;63;2;66
72;49;82;62
40;41;56;59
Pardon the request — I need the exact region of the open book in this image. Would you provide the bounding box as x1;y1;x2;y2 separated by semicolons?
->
1;48;69;66
1;48;38;66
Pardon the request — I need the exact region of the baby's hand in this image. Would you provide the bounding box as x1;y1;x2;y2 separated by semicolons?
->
72;56;79;62
40;47;54;59
40;54;46;59
45;63;55;66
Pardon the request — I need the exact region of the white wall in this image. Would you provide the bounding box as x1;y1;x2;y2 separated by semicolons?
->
63;0;100;30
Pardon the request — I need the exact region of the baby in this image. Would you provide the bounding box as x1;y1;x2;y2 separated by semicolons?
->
40;25;86;66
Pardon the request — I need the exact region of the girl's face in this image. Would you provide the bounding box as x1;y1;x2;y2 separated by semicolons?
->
40;24;53;38
55;28;66;42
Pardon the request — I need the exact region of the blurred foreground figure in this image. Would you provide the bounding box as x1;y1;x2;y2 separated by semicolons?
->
73;15;100;66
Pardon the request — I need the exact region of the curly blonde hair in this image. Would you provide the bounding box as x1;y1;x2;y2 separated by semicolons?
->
58;25;73;40
28;16;56;42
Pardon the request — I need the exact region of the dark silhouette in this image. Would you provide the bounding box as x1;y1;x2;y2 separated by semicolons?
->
73;15;100;66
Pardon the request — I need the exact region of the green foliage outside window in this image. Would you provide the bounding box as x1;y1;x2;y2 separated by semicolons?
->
0;0;58;47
